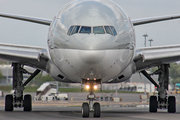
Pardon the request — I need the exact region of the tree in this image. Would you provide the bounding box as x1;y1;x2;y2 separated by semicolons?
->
28;73;55;86
169;63;180;85
0;70;4;83
169;63;180;79
147;63;180;86
41;74;54;83
171;77;180;85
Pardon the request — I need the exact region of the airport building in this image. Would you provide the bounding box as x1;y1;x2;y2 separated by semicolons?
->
0;64;39;85
0;65;173;92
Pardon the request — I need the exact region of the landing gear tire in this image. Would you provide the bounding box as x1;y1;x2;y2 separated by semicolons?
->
168;96;176;113
149;96;157;113
82;102;89;118
24;94;32;111
5;95;13;111
93;102;100;117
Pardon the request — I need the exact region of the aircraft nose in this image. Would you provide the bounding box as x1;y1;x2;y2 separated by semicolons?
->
81;36;105;50
78;50;105;65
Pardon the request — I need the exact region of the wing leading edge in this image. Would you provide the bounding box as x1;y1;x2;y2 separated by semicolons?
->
0;13;51;26
1;13;180;26
0;43;49;71
134;45;180;71
132;14;180;26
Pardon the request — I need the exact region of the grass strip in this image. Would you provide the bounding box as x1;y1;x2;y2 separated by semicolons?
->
0;86;141;94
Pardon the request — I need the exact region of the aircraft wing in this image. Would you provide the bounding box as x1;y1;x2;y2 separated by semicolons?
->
0;13;52;71
1;13;180;26
0;43;49;71
134;45;180;71
132;14;180;26
0;13;51;26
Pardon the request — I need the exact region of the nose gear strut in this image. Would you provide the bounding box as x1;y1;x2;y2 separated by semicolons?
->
81;79;101;117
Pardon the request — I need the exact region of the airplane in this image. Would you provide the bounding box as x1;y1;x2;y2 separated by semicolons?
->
0;0;180;118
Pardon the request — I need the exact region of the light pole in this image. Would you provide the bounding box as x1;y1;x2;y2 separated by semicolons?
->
143;34;148;95
149;39;153;93
143;34;148;47
6;61;9;85
149;39;153;46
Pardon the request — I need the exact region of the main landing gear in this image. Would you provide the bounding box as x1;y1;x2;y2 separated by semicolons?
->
5;63;41;111
141;64;176;113
81;79;101;118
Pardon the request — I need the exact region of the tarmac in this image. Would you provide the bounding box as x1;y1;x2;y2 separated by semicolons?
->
0;93;180;120
0;104;180;120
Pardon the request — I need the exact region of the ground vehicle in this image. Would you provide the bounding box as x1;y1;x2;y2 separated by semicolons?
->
34;82;68;101
41;93;68;101
175;83;180;94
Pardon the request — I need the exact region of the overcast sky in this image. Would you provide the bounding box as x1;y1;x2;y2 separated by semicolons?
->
0;0;180;48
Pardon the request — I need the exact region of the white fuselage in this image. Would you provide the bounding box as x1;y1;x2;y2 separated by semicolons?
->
47;0;136;83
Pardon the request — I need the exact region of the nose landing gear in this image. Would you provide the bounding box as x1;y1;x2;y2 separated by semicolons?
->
93;102;101;117
82;103;89;117
81;79;101;118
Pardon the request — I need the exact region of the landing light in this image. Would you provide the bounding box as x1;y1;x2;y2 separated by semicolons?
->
94;85;97;90
86;85;90;89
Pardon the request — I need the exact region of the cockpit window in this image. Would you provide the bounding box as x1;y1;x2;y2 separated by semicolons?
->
72;26;80;34
79;26;91;34
93;26;105;34
110;26;117;36
67;26;74;35
104;26;113;35
67;25;117;36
